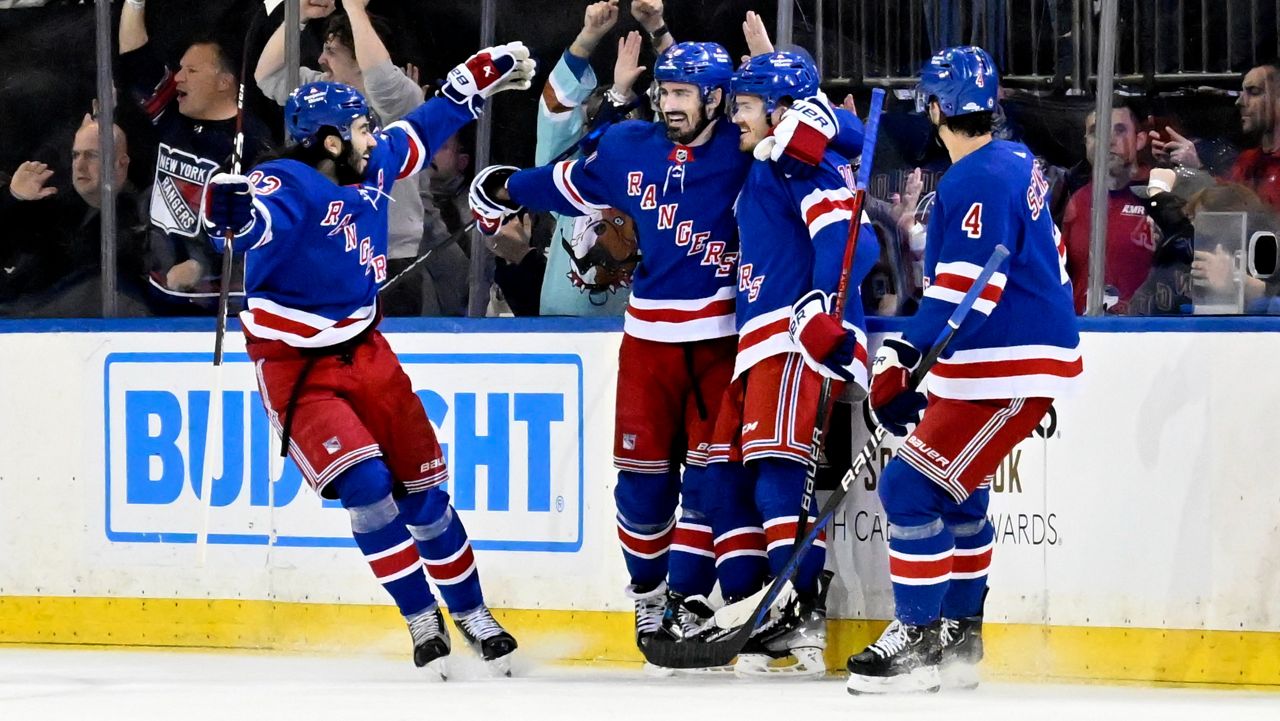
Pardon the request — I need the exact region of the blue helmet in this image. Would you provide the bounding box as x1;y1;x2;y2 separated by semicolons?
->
654;42;734;100
285;81;371;147
730;50;822;114
915;46;998;117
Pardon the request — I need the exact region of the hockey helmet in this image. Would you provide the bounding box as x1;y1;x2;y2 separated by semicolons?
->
915;46;998;117
285;81;371;147
730;50;822;114
654;42;734;101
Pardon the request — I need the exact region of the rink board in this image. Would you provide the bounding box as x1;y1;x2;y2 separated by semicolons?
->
0;318;1278;685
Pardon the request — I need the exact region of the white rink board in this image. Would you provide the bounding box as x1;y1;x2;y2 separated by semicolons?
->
0;327;1277;632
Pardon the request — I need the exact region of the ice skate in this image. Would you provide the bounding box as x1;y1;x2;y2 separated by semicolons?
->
407;605;451;681
452;605;518;677
940;614;984;690
845;620;942;695
643;593;735;677
735;572;830;679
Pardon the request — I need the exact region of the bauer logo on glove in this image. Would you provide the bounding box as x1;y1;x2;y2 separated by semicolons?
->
565;208;640;292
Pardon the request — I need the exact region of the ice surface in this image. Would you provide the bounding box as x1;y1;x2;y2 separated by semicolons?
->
0;647;1276;721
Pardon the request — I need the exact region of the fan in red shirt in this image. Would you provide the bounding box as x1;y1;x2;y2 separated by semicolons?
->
1062;99;1154;314
1151;61;1280;211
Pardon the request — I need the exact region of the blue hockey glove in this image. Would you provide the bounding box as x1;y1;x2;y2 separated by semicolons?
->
869;338;929;436
440;42;537;118
201;173;256;238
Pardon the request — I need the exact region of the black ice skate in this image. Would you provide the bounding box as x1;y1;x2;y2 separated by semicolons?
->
407;605;451;680
845;619;942;695
939;614;984;690
735;571;831;679
452;605;518;677
625;581;667;647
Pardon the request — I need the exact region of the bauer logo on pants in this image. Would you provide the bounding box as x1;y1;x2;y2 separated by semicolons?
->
103;352;585;552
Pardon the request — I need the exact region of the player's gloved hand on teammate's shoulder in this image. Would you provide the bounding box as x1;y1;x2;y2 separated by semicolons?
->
869;338;929;437
201;173;256;238
439;41;537;117
756;95;837;179
789;289;863;382
469;164;521;235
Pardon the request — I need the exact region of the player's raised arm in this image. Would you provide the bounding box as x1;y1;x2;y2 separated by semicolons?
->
381;42;536;182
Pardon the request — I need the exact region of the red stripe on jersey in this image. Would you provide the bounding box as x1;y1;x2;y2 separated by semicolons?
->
802;196;856;228
931;355;1084;379
618;523;674;557
368;543;420;580
713;529;766;556
933;273;1004;304
557;162;589;207
737;316;790;353
953;548;993;575
425;544;476;584
889;553;954;581
626;299;735;324
399;134;422;180
248;308;362;339
673;524;713;551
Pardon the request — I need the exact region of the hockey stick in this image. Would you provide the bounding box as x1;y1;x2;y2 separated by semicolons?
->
640;241;1011;669
198;9;259;565
789;88;886;559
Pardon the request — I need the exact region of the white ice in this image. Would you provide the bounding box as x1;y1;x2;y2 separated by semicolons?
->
1;647;1276;721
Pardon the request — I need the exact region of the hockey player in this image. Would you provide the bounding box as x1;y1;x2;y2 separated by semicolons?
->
707;50;879;678
845;46;1082;695
199;43;536;678
469;39;865;655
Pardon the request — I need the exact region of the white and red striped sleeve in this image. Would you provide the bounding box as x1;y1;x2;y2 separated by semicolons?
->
923;259;1009;316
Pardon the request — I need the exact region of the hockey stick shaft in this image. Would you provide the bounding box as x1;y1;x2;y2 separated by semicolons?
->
641;242;1010;669
200;11;258;564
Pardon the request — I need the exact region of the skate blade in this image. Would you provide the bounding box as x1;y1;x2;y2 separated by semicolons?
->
940;660;980;690
643;661;735;678
733;649;826;680
419;657;449;682
483;653;514;678
846;665;940;695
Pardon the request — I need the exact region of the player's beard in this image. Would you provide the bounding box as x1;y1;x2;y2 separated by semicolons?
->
332;140;367;186
665;105;713;145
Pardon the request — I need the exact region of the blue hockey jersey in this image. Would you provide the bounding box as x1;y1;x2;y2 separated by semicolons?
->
904;139;1082;400
508;117;746;342
215;98;472;347
734;150;879;388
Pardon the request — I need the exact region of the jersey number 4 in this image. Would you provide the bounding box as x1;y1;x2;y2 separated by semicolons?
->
962;203;983;238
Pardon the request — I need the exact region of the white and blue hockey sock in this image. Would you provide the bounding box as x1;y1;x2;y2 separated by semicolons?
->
614;469;680;591
668;465;716;598
334;460;438;618
756;458;827;597
402;488;484;615
880;459;955;626
942;488;994;619
706;461;767;602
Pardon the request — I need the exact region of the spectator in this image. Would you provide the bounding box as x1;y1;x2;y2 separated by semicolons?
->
1062;99;1155;314
0;116;152;317
1151;61;1280;211
488;212;548;317
255;0;447;316
533;0;641;317
118;1;271;299
419;130;474;316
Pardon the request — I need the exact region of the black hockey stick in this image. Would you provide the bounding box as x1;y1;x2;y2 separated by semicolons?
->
639;242;1012;669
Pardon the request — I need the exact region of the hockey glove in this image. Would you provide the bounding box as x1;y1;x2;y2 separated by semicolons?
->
201;173;256;239
440;41;537;118
469;165;521;235
869;338;929;437
789;290;864;383
755;95;837;179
